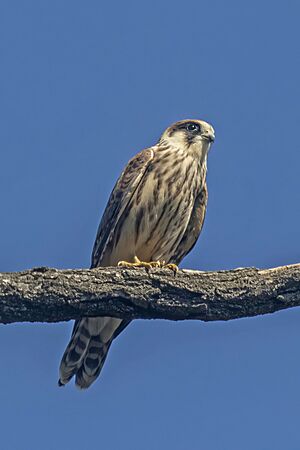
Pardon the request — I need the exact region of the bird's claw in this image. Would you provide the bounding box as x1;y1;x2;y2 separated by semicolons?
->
162;263;179;275
117;259;178;274
118;260;160;270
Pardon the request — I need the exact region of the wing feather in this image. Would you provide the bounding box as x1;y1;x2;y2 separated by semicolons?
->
91;147;154;267
172;183;208;265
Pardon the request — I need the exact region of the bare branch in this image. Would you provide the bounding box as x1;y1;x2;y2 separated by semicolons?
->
0;264;299;324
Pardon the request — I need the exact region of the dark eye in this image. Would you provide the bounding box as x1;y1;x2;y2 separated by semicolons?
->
186;122;200;133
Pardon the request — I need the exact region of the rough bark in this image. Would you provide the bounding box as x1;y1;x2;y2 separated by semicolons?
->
0;264;299;324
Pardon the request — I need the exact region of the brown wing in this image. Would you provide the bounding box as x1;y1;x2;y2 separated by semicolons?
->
172;183;208;265
91;147;154;268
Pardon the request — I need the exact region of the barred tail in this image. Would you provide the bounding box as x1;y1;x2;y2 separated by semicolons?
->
58;317;122;389
75;336;112;389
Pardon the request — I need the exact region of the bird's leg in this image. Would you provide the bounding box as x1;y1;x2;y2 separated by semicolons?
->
118;257;178;274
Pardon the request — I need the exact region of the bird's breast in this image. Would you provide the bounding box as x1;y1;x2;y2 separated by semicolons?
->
106;150;206;265
132;151;205;262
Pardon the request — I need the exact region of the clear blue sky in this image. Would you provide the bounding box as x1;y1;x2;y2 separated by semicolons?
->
0;1;300;449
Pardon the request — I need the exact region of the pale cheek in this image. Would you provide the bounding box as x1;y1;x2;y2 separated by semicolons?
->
167;132;187;147
189;140;209;161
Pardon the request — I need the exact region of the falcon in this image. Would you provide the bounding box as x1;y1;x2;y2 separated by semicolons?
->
59;119;215;389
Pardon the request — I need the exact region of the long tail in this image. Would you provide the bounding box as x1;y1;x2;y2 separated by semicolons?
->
58;317;125;389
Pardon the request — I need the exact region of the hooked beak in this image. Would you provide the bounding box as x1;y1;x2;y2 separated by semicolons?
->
202;133;215;144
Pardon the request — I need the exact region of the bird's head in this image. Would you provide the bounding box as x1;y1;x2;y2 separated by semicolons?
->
159;119;215;157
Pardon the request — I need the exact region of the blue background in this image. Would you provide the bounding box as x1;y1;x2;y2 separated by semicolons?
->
1;1;300;449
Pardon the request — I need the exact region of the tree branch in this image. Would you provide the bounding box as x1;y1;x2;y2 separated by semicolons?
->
0;264;299;324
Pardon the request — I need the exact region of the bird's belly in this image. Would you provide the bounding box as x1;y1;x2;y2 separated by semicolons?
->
136;193;193;262
108;160;201;264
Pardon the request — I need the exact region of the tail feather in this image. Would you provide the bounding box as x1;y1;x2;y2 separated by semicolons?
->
75;339;112;389
58;319;91;386
58;317;125;389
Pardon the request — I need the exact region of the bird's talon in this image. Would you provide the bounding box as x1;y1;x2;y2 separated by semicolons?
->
117;260;162;270
118;261;135;268
118;260;178;274
162;263;179;275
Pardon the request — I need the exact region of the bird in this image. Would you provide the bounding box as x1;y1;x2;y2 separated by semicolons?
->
58;119;215;389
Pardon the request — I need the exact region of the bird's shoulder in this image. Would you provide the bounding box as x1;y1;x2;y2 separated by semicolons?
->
91;146;155;267
116;147;155;190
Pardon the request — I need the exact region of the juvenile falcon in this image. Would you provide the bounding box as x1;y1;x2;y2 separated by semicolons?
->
59;119;215;389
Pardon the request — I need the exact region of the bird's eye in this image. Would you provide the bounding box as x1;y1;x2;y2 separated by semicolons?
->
186;122;200;132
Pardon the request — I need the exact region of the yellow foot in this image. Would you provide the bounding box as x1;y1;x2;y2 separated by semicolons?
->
118;257;178;274
118;256;160;271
